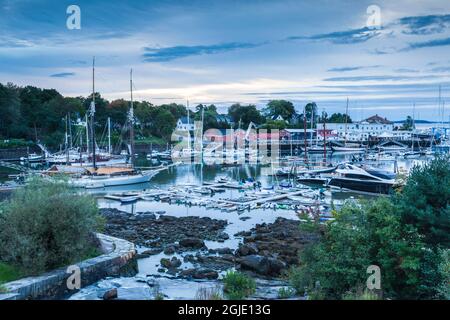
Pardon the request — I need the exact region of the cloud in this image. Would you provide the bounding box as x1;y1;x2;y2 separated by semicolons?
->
404;37;450;51
287;27;381;45
142;42;264;62
327;65;381;72
323;75;443;82
50;72;76;78
430;66;450;72
399;14;450;35
394;68;419;73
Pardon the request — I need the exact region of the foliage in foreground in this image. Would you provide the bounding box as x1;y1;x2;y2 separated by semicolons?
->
0;177;104;276
222;270;256;300
0;262;22;286
290;157;450;300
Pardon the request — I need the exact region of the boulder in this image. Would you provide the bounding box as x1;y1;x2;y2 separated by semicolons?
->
216;247;233;255
236;243;258;256
239;255;286;276
193;269;219;280
100;288;118;300
179;238;205;249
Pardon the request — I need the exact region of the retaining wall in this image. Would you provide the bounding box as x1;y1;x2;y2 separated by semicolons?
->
0;233;137;300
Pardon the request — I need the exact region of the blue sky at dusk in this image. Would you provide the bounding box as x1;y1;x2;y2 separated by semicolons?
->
1;0;450;121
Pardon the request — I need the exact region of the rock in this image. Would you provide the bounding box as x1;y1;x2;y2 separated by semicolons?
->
160;258;172;268
179;268;196;277
170;257;182;268
193;269;219;280
140;248;163;256
101;288;118;300
216;247;233;255
239;216;251;221
236;243;258;256
218;232;230;240
163;246;176;255
183;254;196;263
179;238;205;249
239;255;286;276
160;257;182;269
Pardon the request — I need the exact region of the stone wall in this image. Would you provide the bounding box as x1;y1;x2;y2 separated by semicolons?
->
0;233;137;300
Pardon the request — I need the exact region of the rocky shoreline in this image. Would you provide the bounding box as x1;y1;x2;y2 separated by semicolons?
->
101;208;319;281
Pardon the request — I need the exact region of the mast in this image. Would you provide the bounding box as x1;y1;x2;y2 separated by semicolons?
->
344;98;349;147
85;113;89;154
412;103;416;152
187;100;191;150
91;57;97;169
303;105;308;164
323;110;327;165
129;69;135;167
108;117;111;155
68;112;73;149
65;114;69;165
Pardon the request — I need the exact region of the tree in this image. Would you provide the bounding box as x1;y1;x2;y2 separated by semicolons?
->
304;102;318;125
264;100;296;122
328;112;352;123
401;116;414;130
290;198;424;299
228;104;264;129
260;120;287;130
395;156;450;248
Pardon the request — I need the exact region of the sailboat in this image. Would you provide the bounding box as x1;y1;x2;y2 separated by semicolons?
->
332;98;365;153
68;63;168;189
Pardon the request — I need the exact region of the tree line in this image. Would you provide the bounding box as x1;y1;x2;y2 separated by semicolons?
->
0;82;355;149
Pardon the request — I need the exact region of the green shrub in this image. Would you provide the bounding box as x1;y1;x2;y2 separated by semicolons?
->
0;177;104;276
222;270;256;300
277;287;295;299
0;262;22;285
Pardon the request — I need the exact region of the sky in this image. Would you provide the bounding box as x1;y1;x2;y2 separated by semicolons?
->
1;0;450;121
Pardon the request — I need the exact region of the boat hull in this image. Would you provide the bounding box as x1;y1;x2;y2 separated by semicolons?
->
328;178;393;194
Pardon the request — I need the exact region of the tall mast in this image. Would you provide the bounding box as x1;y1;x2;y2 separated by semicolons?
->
310;106;314;146
130;69;135;167
344;98;349;147
91;57;97;169
108;117;111;155
412;103;416;152
323;109;327;165
85;114;89;154
303;105;308;163
187;100;191;150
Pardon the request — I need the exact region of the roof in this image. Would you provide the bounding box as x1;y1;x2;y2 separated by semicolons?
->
85;167;134;175
364;114;393;124
270;114;284;121
283;129;315;133
178;116;193;124
216;114;233;123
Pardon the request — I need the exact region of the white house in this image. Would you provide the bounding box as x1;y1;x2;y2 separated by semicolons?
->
319;115;395;141
176;116;195;131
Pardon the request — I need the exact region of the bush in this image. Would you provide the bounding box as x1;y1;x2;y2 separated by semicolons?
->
395;156;450;247
277;287;296;299
289;198;424;300
0;262;22;284
0;177;104;276
222;270;256;300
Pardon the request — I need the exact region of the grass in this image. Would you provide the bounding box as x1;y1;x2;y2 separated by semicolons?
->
0;138;34;149
222;270;256;300
195;286;223;300
135;136;167;145
0;262;22;287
